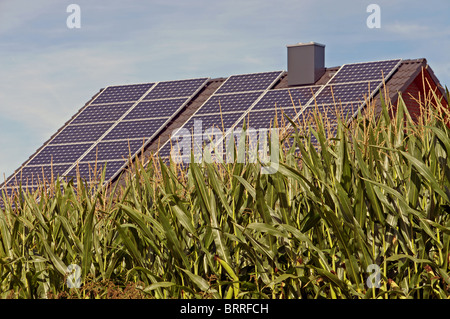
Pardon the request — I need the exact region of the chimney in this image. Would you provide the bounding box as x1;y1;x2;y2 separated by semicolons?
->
287;42;325;86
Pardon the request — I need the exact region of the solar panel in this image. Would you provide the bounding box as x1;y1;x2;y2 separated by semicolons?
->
0;58;405;199
91;83;155;104
4;164;72;188
68;78;209;180
313;81;380;105
27;143;94;165
124;99;186;120
329;59;401;84
82;140;145;162
71;103;134;124
101;118;168;141
194;92;262;115
66;160;127;183
49;123;113;145
252;86;321;111
222;61;401;162
240;107;300;130
215;71;283;94
301;103;361;122
143;78;209;100
284;60;401;146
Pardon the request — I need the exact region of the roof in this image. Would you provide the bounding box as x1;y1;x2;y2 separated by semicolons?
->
0;56;447;197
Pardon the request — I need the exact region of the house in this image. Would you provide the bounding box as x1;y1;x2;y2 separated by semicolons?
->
0;42;448;201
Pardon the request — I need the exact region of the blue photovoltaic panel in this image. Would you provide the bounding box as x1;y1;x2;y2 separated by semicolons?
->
82;140;145;162
215;71;283;94
49;123;113;145
0;187;32;207
291;123;337;145
71;103;134;124
143;78;208;100
162;134;226;165
102;118;168;141
313;81;381;105
0;186;46;208
329;59;401;84
91;83;155;104
124;98;186;120
252;86;321;111
239;107;300;130
1;188;14;197
181;111;245;134
157;142;176;158
157;111;245;159
66;160;127;182
300;103;361;123
5;164;72;187
195;92;262;115
27;143;94;165
0;188;16;203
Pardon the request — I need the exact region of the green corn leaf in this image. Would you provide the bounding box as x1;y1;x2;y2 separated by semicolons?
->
144;281;176;291
115;222;144;267
354;141;385;225
214;255;239;298
400;150;449;201
247;222;287;238
233;175;256;200
206;164;233;218
180;268;213;293
37;231;67;277
156;199;190;269
310;266;351;298
82;200;96;279
209;194;232;267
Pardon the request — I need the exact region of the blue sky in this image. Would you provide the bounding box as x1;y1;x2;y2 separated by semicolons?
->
1;0;449;179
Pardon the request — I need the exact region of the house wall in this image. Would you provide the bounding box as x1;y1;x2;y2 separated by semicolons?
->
397;69;448;122
401;77;422;121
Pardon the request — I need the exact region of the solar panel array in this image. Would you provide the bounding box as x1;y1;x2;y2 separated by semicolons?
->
206;59;401;163
157;71;284;163
1;58;402;203
2;77;209;196
289;58;402;130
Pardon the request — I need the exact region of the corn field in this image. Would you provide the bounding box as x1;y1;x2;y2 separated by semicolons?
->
1;90;449;299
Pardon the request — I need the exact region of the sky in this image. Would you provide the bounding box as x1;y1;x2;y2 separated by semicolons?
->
0;0;449;179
